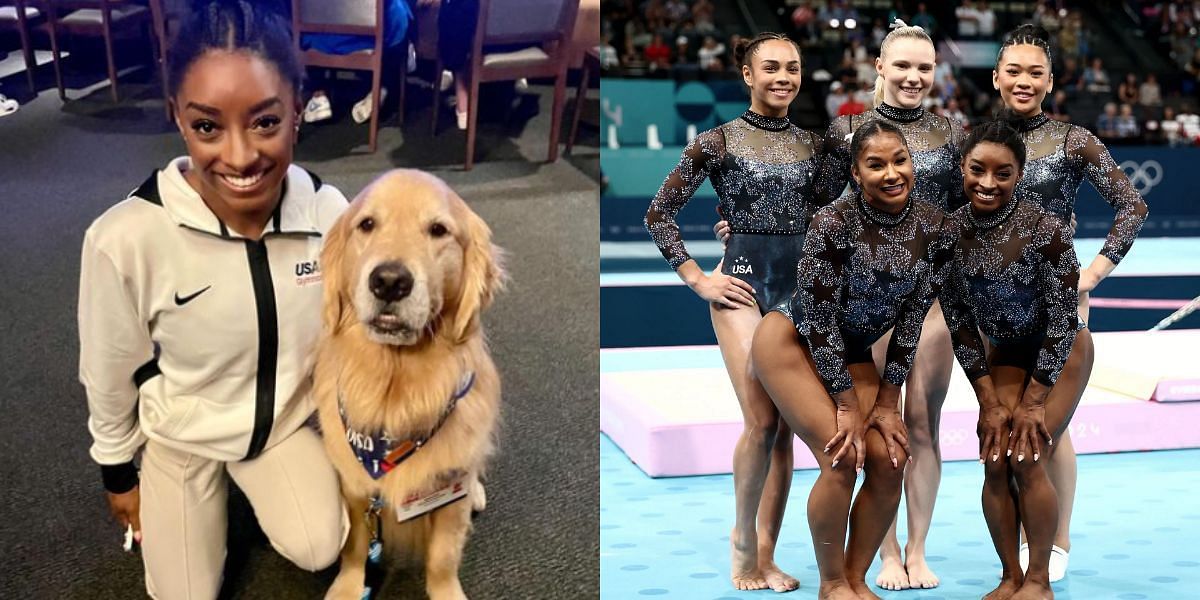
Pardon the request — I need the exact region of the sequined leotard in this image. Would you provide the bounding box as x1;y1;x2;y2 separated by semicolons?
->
815;103;967;212
1014;113;1148;264
940;198;1081;386
777;194;957;394
645;110;825;313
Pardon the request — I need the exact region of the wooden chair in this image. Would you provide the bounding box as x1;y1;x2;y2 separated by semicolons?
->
462;0;580;170
47;0;157;103
565;46;598;156
291;0;388;153
146;0;184;119
411;0;441;135
0;0;59;92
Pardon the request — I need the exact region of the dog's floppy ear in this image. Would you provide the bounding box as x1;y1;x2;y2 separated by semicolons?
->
321;205;352;335
450;206;506;343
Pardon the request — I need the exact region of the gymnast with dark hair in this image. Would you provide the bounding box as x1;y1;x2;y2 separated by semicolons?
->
750;120;956;600
644;31;822;593
78;2;350;597
940;118;1094;600
991;22;1148;581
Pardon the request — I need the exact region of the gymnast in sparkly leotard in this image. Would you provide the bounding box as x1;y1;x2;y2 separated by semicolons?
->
816;22;966;591
990;24;1149;583
751;121;956;600
939;119;1095;600
644;33;820;593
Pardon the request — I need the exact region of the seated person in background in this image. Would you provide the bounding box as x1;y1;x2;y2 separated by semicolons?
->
1096;102;1119;139
1115;103;1141;140
1139;73;1162;108
838;92;866;116
1117;73;1139;106
1047;90;1070;122
826;81;849;120
698;35;726;71
644;34;672;69
301;0;412;124
1082;57;1111;94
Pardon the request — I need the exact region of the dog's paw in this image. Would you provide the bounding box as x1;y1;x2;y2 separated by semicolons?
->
325;569;367;600
470;478;487;513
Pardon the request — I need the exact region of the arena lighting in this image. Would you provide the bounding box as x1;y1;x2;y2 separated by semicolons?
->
845;18;857;29
830;18;840;28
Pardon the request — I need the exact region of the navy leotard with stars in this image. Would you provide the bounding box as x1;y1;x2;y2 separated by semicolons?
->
645;110;825;312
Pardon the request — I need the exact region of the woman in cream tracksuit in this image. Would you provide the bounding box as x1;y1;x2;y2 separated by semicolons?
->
78;2;349;597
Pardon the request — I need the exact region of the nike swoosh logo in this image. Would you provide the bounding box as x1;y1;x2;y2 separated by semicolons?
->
174;285;212;306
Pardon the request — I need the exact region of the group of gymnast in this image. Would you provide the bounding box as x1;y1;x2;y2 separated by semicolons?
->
644;21;1149;600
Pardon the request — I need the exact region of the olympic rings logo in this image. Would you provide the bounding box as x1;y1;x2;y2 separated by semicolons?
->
1119;160;1163;195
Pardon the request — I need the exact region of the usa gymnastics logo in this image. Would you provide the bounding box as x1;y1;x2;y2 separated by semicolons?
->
295;260;322;286
728;256;754;275
1119;160;1163;195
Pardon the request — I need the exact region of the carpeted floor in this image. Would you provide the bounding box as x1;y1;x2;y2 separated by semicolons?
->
0;49;600;599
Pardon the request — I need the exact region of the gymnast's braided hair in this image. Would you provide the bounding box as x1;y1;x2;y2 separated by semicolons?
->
167;0;302;99
732;31;801;69
996;23;1053;72
849;119;909;166
961;117;1028;171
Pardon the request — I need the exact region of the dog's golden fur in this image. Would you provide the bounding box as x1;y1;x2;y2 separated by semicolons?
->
314;170;504;600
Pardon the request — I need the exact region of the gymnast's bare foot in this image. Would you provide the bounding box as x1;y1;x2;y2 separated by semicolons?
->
818;580;861;600
848;579;882;600
874;554;910;591
905;553;941;589
731;530;768;590
1010;580;1053;600
759;558;800;592
983;576;1024;600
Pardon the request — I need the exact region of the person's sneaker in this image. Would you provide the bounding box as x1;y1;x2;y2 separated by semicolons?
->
352;88;387;124
0;94;18;117
440;70;454;92
303;93;331;123
456;108;468;130
407;42;417;73
515;77;529;92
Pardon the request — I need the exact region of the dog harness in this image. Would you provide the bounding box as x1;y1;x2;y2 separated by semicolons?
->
337;370;475;600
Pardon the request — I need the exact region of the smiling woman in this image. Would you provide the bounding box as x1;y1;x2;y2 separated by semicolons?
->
77;1;352;598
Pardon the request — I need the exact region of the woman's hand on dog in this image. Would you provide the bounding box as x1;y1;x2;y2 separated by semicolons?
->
107;487;142;544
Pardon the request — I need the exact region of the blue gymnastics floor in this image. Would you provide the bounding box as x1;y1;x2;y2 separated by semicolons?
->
600;434;1200;599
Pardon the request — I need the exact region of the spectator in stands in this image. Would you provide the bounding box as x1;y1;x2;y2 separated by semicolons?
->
698;35;726;71
644;34;672;70
1117;73;1140;106
674;36;692;67
600;33;620;70
1082;57;1112;94
855;57;878;90
622;38;645;70
978;1;997;38
847;38;868;63
1055;57;1080;92
791;1;818;43
826;81;849;119
1032;0;1060;33
912;2;937;37
664;0;689;24
838;91;867;115
1177;104;1200;146
1047;90;1071;121
1096;102;1119;139
1139;73;1163;107
1162;105;1185;146
1116;103;1141;140
956;0;981;39
643;0;667;32
693;0;717;33
1185;48;1200;94
944;96;968;123
1169;22;1194;70
1057;11;1083;61
871;18;888;51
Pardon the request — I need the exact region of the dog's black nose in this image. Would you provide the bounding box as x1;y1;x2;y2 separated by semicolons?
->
369;262;414;301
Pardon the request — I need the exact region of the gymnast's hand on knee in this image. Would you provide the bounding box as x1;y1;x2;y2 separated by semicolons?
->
1009;382;1052;463
826;390;866;473
867;403;910;468
977;404;1012;464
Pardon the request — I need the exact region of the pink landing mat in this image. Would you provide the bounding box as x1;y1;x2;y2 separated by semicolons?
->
600;330;1200;477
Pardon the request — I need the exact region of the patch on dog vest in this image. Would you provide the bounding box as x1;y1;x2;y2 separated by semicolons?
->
394;472;469;522
339;371;476;480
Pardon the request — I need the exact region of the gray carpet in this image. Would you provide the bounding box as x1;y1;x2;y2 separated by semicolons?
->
0;58;600;599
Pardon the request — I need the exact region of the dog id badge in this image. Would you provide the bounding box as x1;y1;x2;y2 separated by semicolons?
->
394;474;469;523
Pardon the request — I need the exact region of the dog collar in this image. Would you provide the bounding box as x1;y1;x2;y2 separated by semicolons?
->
338;371;476;480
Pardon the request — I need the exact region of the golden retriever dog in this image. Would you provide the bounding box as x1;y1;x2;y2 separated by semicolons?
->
315;170;504;600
